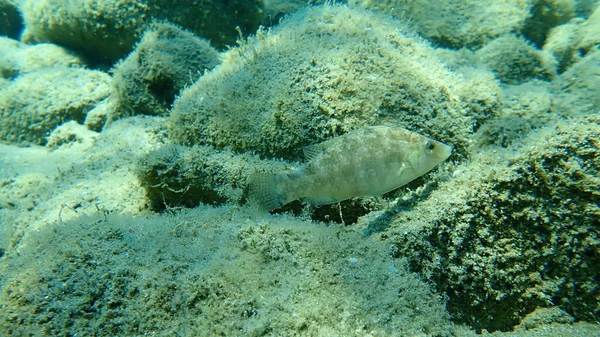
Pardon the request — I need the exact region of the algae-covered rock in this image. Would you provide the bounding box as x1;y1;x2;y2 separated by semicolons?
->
0;67;111;145
0;37;19;78
475;34;557;84
0;77;9;90
522;0;576;47
543;5;600;72
575;4;600;54
576;0;599;17
0;0;22;39
384;114;600;331
0;206;458;336
0;116;166;256
261;0;327;25
171;4;472;161
351;0;576;50
137;144;290;210
475;48;598;149
551;50;600;115
350;0;532;48
19;0;147;65
543;20;585;72
111;22;220;120
19;0;263;65
515;307;574;331
476;80;554;147
45;121;98;150
433;48;505;131
453;67;504;131
0;36;83;79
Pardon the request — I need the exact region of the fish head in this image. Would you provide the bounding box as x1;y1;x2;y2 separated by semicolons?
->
415;138;453;172
424;138;452;161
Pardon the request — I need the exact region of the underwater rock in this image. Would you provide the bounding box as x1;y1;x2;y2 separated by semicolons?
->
352;0;577;50
0;67;111;146
543;4;600;72
20;0;148;66
19;0;263;65
0;36;83;80
575;4;600;55
46;121;98;150
111;22;221;121
522;0;576;47
0;37;19;79
0;0;22;39
452;66;504;132
475;34;557;84
475;80;555;148
170;4;472;161
543;21;585;72
168;4;475;222
551;50;600;115
384;114;600;331
261;0;328;26
137;143;290;211
349;0;532;48
0;206;457;336
0;77;8;90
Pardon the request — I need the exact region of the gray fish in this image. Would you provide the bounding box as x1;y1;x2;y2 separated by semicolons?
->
249;125;452;211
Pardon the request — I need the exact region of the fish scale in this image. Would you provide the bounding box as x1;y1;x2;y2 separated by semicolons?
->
249;125;452;211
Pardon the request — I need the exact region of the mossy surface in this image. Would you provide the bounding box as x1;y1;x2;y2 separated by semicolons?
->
522;0;576;47
543;4;600;72
551;50;600;115
350;0;532;48
0;67;111;145
0;36;83;79
384;115;600;331
0;0;22;39
475;34;557;84
19;0;262;65
0;116;166;254
111;22;221;120
170;5;472;161
0;206;457;337
137;144;290;210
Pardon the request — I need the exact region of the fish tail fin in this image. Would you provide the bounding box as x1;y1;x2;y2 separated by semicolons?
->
247;172;288;211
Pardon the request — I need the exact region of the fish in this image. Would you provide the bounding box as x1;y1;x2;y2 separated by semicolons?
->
248;125;452;211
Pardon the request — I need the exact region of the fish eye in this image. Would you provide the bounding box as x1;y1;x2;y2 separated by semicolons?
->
426;141;435;151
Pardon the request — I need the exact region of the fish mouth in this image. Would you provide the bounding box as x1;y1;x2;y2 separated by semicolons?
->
436;142;453;161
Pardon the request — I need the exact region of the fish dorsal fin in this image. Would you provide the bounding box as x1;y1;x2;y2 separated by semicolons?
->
303;143;327;161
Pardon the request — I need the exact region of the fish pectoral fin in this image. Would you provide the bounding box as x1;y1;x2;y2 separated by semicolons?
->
397;162;408;176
